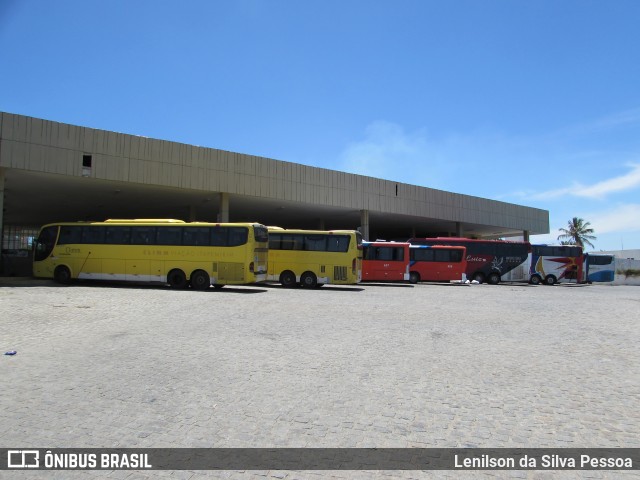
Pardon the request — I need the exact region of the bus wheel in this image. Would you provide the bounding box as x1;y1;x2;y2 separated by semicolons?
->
487;272;501;285
279;271;297;288
472;272;485;283
190;270;210;290
300;271;318;288
409;272;420;284
545;275;557;286
529;275;542;285
167;269;187;289
54;265;71;284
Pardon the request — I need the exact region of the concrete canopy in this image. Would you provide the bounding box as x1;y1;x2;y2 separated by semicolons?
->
1;112;549;241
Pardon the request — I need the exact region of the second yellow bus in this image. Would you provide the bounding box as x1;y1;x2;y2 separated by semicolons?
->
267;227;362;288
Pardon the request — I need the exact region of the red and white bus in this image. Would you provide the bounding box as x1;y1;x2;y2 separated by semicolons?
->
362;241;410;282
408;245;467;283
408;237;531;284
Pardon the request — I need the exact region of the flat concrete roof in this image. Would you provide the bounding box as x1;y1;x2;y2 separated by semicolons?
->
0;112;549;239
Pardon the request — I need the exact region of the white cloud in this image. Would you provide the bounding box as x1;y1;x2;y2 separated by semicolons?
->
587;204;640;234
339;121;434;183
530;163;640;200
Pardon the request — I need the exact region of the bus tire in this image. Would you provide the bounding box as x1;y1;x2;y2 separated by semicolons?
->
167;269;187;289
529;274;542;285
472;272;485;283
300;271;317;288
279;270;297;288
487;272;501;285
409;272;420;284
190;270;210;290
54;265;71;284
545;275;557;286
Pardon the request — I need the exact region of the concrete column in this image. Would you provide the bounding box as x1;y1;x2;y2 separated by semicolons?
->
317;219;325;230
218;192;229;223
188;205;197;222
360;209;370;241
455;222;462;237
523;230;530;242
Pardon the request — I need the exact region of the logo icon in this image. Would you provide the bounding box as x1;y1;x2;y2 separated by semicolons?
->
7;450;40;468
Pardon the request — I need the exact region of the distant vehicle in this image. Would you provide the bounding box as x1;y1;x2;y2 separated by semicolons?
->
584;253;616;283
32;219;268;288
362;241;410;282
267;227;362;288
501;244;585;285
408;237;531;284
408;245;467;283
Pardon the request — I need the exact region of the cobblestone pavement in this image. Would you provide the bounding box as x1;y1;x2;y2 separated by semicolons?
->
1;280;639;479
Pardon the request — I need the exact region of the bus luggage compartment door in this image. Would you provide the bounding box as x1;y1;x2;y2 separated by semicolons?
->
218;262;244;282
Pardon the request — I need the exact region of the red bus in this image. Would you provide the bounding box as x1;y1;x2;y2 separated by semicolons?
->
408;237;531;284
408;245;467;283
362;241;410;282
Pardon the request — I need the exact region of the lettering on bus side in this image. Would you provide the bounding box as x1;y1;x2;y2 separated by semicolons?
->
466;256;489;263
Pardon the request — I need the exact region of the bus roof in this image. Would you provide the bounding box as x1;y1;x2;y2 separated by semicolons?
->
410;237;529;244
39;220;265;228
363;241;410;246
268;227;359;235
409;244;466;250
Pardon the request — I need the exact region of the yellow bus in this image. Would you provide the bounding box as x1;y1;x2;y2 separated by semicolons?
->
267;227;363;288
32;219;268;289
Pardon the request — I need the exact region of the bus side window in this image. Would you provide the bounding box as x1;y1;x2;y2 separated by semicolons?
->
130;227;156;245
157;227;182;246
82;226;106;244
413;248;434;262
183;227;209;246
211;227;228;246
269;233;282;250
434;249;450;262
58;226;82;245
105;227;131;245
228;227;248;247
283;234;304;250
450;250;463;262
304;235;327;251
328;235;349;253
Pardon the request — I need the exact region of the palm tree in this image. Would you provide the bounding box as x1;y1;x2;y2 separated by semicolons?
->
557;217;596;249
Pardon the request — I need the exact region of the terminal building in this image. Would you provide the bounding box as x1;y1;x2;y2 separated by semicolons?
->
0;111;549;275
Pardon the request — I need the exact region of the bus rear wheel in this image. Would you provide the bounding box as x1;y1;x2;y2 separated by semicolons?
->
300;271;318;288
279;270;297;288
487;272;501;285
545;275;557;286
409;272;420;284
190;270;210;290
54;265;71;284
167;269;187;289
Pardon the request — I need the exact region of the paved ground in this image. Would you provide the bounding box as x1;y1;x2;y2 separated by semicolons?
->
1;280;638;479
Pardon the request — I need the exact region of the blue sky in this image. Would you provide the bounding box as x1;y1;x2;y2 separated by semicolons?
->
2;0;640;251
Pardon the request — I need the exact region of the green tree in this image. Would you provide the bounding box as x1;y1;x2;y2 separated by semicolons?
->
557;217;596;249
